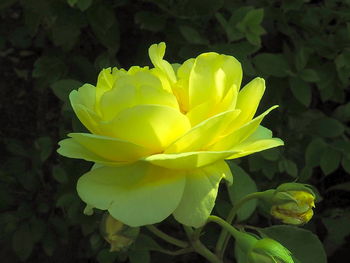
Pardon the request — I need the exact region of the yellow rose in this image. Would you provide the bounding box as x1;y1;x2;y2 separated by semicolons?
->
58;42;283;227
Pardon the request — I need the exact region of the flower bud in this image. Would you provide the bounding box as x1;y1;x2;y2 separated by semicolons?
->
259;183;316;225
234;230;293;263
100;213;139;252
270;190;315;225
247;238;294;263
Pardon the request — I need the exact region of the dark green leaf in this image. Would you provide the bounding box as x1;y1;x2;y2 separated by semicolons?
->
12;224;34;261
305;138;327;167
227;163;257;221
253;53;289;77
50;79;82;102
261;225;327;263
320;148;342;175
289;77;312;107
310;117;345;138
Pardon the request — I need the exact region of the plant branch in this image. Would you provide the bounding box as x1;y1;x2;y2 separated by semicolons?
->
146;225;189;248
215;192;263;258
183;225;223;263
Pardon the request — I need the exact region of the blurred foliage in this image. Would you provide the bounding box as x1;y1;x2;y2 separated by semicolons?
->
0;0;349;262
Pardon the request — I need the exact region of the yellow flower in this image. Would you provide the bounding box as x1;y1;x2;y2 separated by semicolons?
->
270;191;315;225
58;42;283;227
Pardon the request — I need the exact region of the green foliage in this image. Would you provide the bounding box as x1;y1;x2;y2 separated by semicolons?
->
1;0;349;262
261;226;327;263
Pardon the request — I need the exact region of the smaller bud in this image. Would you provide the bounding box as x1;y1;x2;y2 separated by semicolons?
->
259;183;316;225
270;190;315;225
247;238;294;263
100;213;139;252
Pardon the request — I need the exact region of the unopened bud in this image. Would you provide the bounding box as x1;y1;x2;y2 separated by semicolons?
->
259;183;316;225
100;213;139;252
247;238;294;263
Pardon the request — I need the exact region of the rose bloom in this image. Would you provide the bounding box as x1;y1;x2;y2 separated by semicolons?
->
58;43;283;227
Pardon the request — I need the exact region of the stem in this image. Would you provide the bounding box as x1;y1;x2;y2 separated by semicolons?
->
215;192;263;258
183;226;223;263
146;225;189;248
208;216;257;253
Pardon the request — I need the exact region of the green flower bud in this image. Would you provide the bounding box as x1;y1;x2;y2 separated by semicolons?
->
247;238;294;263
234;230;294;263
100;213;139;252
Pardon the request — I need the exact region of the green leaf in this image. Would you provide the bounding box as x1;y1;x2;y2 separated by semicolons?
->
279;159;298;178
294;47;310;71
179;25;208;45
253;53;289;77
289;77;312;107
52;23;80;50
134;11;166;32
35;137;53;161
50;79;82;103
87;5;120;52
97;249;119;263
305;138;327;167
128;250;150;263
299;68;320;82
236;8;265;46
260;148;280;161
77;0;92;11
52;165;69;183
320;148;342;175
227;163;257;221
32;56;66;83
261;225;327;263
12;224;35;261
310;117;345;138
322;213;350;255
67;0;78;7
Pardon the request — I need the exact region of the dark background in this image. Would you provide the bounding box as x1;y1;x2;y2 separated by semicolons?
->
0;0;349;262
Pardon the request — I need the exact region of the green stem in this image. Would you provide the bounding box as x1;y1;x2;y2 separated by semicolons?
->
208;216;257;253
183;226;223;263
146;225;189;248
215;192;263;258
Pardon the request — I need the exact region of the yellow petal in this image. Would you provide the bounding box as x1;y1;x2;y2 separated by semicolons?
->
95;68;124;110
234;77;266;127
104;105;191;152
68;133;152;162
189;52;242;110
165;110;241;153
173;161;231;227
143;150;238;170
57;138;124;166
99;71;179;120
210;106;278;151
77;162;186;226
148;42;176;83
226;138;284;159
70;103;101;134
70;84;96;111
